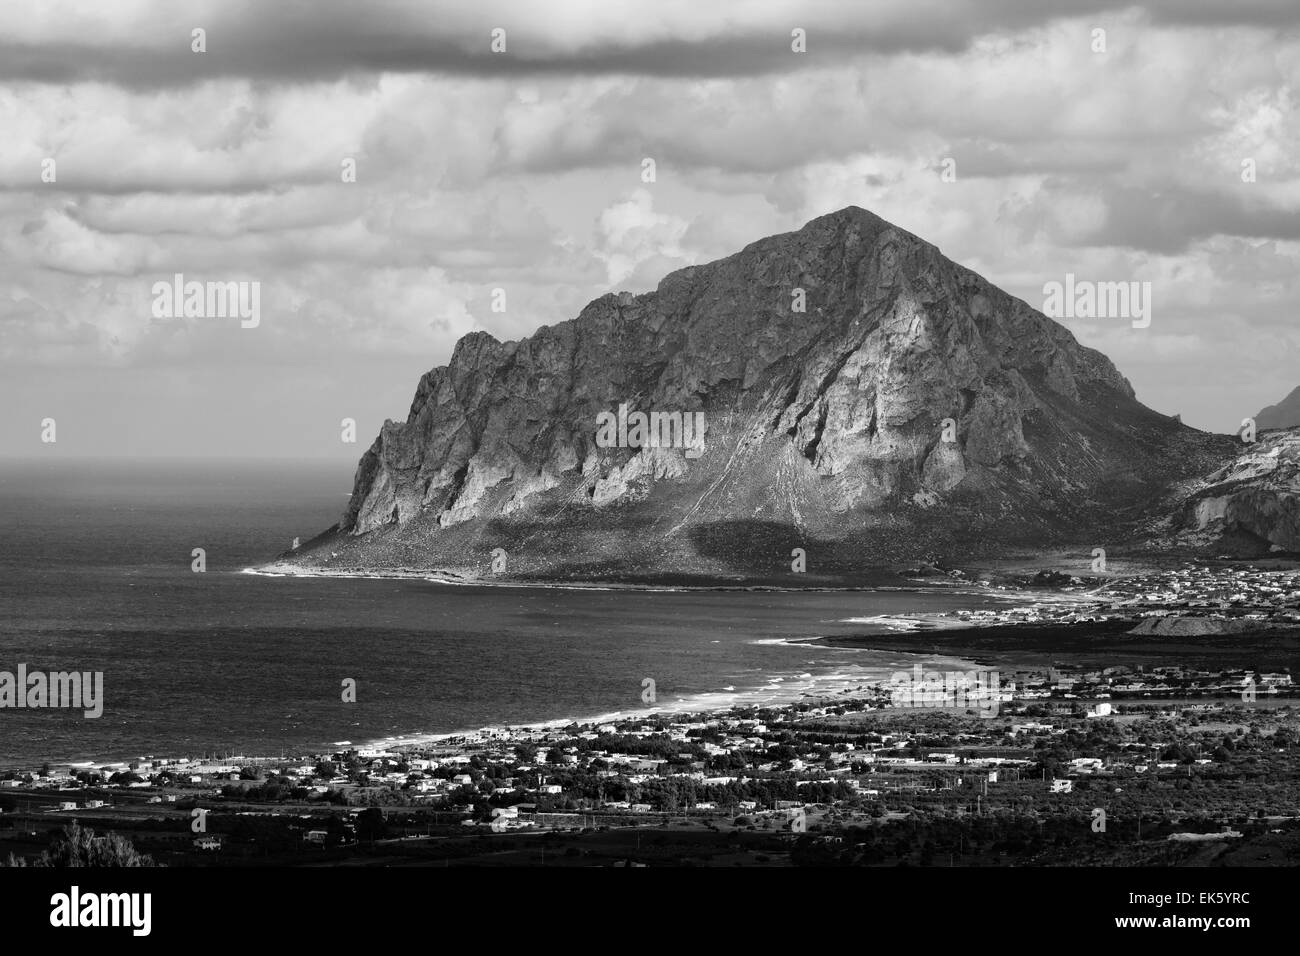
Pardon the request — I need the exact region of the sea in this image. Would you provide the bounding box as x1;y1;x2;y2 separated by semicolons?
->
0;458;1017;769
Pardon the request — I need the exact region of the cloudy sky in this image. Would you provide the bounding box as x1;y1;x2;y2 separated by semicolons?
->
3;0;1298;460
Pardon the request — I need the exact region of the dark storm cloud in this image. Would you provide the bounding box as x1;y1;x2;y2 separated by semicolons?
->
1081;186;1300;252
2;0;1297;89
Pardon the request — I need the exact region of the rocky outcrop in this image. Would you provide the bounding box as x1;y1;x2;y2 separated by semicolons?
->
1256;387;1300;430
1164;428;1300;554
288;206;1235;580
1129;616;1265;637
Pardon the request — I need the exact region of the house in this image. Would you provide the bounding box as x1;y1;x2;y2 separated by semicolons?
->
1012;723;1054;734
620;759;661;773
193;836;222;851
1050;779;1073;793
304;830;328;844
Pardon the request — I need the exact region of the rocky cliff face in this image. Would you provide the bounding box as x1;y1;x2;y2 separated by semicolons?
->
1159;428;1300;555
288;206;1235;581
1257;387;1300;430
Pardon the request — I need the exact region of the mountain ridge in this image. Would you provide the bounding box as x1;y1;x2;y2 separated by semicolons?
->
1257;386;1300;430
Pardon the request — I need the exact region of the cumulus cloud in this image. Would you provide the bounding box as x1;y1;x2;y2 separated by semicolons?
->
593;189;692;287
2;0;1298;455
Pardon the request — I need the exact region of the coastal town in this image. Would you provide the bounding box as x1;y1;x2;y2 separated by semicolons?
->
3;663;1298;865
901;563;1300;633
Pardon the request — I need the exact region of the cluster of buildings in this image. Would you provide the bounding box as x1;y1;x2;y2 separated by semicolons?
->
4;658;1291;833
1093;565;1300;613
997;665;1293;702
2;660;1292;822
931;565;1300;630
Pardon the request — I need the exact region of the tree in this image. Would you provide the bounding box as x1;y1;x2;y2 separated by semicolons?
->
355;807;387;841
32;821;158;867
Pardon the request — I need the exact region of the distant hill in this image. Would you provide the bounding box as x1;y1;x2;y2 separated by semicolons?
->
1257;386;1300;430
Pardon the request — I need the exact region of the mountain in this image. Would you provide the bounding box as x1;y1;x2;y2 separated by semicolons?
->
1256;386;1300;430
281;206;1234;582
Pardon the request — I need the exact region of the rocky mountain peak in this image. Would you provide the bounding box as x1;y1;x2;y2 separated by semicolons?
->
300;208;1233;581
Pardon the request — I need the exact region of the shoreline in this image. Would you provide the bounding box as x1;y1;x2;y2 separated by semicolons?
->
240;561;1086;603
358;647;984;757
15;562;1295;775
2;646;984;775
6;572;1094;771
241;563;940;593
2;572;1076;774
